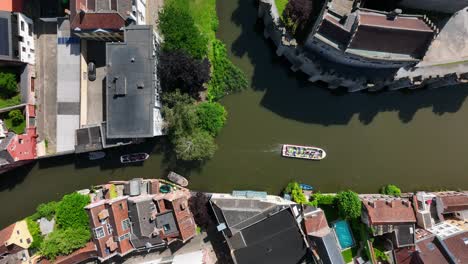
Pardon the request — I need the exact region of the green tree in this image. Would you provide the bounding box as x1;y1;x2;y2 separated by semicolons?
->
36;201;58;221
162;90;195;108
173;129;217;161
164;102;198;139
284;181;308;204
380;184;401;196
159;5;208;59
26;217;43;250
55;193;90;230
8;110;24;126
40;228;90;260
0;72;17;98
336;190;361;219
196;102;227;136
209;40;248;100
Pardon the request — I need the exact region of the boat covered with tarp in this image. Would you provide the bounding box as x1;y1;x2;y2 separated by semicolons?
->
282;144;326;160
167;171;188;187
120;153;149;163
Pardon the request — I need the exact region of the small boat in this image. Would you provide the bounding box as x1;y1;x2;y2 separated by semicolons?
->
89;151;105;160
282;144;326;160
120;153;149;163
167;171;188;187
300;183;314;191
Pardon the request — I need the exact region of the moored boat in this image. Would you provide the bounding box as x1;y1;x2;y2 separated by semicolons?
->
300;183;314;191
89;151;106;160
167;171;189;187
282;144;326;160
120;153;149;163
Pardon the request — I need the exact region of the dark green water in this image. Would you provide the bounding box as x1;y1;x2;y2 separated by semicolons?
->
1;0;468;228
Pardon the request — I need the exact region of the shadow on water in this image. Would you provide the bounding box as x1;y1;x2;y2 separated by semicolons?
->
0;162;35;192
230;0;468;125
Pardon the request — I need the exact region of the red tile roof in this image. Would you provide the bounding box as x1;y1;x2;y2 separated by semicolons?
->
349;11;435;58
394;246;423;264
0;223;15;253
0;0;23;12
443;231;468;263
438;194;468;213
51;242;98;264
170;197;196;242
362;199;416;225
415;236;450;264
71;13;125;31
7;127;37;161
27;105;35;118
303;210;329;237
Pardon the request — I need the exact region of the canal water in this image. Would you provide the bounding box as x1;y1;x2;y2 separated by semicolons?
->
2;0;468;228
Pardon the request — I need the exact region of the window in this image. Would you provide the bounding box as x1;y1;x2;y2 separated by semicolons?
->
122;219;131;231
22;47;26;52
20;239;23;243
21;21;24;31
17;230;20;234
163;224;170;232
118;233;130;241
27;238;31;244
106;223;113;235
93;226;105;239
28;24;32;36
119;203;124;210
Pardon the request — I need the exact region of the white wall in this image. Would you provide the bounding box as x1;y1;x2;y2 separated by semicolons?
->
455;210;468;220
16;13;35;65
135;0;146;25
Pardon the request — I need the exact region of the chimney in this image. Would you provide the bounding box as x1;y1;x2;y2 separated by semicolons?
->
367;201;375;208
387;9;402;21
402;200;410;207
386;200;393;207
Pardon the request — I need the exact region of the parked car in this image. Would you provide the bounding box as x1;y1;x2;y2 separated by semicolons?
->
88;62;96;81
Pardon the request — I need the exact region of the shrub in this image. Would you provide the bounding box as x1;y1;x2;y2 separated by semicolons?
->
8;110;24;126
173;129;217;161
162;90;195;109
36;201;58;221
40;228;90;260
283;0;313;36
336;190;361;219
159;5;208;59
312;192;336;205
55;193;90;230
26;217;43;250
158;50;210;98
208;40;248;101
0;72;17;98
284;181;308;204
380;184;401;196
373;247;389;262
196;102;227;136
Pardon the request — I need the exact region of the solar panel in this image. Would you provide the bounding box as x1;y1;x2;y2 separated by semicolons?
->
0;17;10;56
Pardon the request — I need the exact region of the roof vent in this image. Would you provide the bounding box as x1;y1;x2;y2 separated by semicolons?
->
131;57;135;63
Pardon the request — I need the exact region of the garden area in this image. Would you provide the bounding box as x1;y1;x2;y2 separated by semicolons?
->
2;109;26;134
26;192;91;260
0;69;21;109
158;0;248;162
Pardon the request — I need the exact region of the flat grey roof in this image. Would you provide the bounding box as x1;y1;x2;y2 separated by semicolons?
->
106;25;157;139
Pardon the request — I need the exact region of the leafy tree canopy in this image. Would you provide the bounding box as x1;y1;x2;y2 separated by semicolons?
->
284;0;313;36
380;184;401;196
8;110;24;126
162;90;195;109
36;201;58;221
196;102;227;136
158;50;210;98
40;228;90;260
55;193;90;230
173;129;217;161
159;5;208;59
0;72;17;98
26;217;43;250
336;190;361;219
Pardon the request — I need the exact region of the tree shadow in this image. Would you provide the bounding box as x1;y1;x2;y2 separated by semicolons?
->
228;0;468;125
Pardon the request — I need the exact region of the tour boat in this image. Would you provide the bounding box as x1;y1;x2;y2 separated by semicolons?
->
167;171;189;187
300;183;314;191
120;153;149;163
282;144;326;160
89;151;105;160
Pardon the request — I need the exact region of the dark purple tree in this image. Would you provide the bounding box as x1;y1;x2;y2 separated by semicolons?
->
158;50;210;99
284;0;313;36
188;192;213;229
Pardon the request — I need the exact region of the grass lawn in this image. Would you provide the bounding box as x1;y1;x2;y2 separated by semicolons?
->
5;116;26;134
0;94;21;109
341;247;357;263
275;0;288;16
